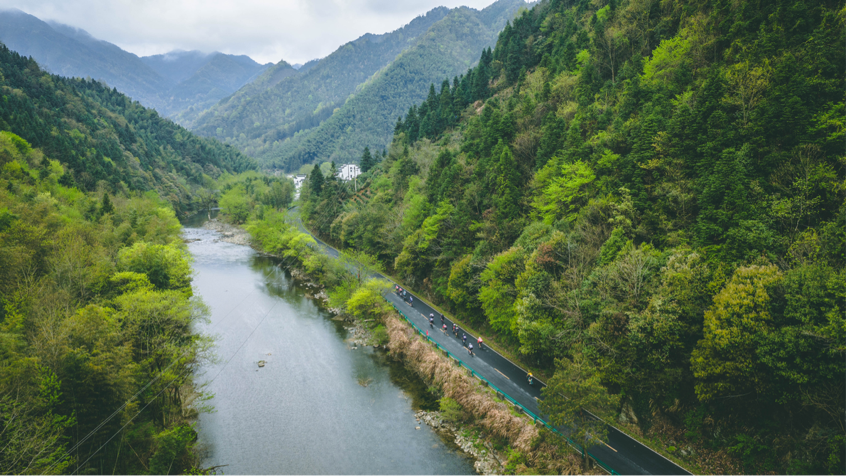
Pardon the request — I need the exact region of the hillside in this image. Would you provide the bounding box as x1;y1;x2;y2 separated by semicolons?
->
263;0;529;170
0;10;271;120
189;5;454;156
302;0;845;473
0;9;170;104
154;52;272;117
0;44;255;212
0;40;272;473
193;0;526;170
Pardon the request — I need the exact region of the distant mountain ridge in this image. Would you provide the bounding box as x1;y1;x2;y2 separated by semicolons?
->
189;6;454;142
191;0;529;170
0;9;271;119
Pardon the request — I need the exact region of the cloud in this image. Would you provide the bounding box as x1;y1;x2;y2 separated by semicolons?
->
0;0;509;64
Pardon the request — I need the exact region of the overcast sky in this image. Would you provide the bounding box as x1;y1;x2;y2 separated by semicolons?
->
0;0;515;64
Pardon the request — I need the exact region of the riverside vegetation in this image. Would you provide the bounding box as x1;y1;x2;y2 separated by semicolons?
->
212;195;590;474
0;44;259;474
299;0;845;474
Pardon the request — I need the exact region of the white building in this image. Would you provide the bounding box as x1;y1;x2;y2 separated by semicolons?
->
287;174;308;199
336;164;361;181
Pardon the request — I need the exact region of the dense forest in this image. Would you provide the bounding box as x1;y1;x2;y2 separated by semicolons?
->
0;131;209;474
0;43;268;474
263;0;529;171
0;44;256;214
302;0;845;473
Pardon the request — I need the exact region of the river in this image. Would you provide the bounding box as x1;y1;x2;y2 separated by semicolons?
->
183;216;475;474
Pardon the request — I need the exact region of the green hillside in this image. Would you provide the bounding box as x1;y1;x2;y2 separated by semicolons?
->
0;11;271;121
189;6;452;153
264;0;528;170
0;44;255;213
302;0;845;473
0;42;269;473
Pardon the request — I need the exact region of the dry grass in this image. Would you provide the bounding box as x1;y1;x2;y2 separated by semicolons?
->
385;315;587;475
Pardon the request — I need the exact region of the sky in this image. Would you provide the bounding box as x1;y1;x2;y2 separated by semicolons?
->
0;0;512;65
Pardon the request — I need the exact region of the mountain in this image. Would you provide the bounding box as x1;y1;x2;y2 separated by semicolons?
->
0;9;169;104
302;0;845;474
189;5;456;160
0;10;271;120
266;0;529;170
0;43;255;212
145;51;272;117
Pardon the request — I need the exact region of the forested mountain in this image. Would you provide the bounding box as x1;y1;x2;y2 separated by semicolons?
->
302;0;845;473
0;9;170;104
189;5;455;159
0;44;255;212
0;40;266;472
261;0;531;170
0;10;271;119
152;52;272;117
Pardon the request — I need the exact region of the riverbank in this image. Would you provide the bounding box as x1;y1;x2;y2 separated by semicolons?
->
216;211;595;474
202;218;252;246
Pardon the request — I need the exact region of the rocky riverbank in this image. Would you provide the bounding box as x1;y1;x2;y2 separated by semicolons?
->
202;218;252;246
415;410;505;475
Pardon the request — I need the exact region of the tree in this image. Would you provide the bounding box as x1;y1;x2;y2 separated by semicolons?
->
540;351;620;469
218;185;251;224
690;265;783;402
196;188;219;218
360;147;374;173
309;164;324;199
100;192;114;216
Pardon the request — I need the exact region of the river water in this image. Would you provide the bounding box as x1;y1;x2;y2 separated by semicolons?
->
183;217;474;474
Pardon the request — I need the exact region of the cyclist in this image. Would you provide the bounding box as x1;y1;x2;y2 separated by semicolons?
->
452;324;458;336
409;296;413;307
429;314;434;327
440;313;445;325
462;334;467;346
528;372;534;385
477;336;484;350
442;323;448;334
468;343;474;356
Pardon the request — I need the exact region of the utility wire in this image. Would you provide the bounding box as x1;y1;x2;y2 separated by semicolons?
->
41;284;261;475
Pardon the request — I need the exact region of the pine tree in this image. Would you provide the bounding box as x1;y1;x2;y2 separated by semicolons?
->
309;164;324;199
100;192;114;216
360;147;374;173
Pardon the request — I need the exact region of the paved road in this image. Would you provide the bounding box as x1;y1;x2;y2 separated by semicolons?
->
291;210;690;475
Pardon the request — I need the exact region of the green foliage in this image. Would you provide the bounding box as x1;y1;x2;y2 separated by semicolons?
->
0;138;211;473
439;397;464;423
301;0;846;472
195;1;526;170
540;351;620;468
0;45;255;214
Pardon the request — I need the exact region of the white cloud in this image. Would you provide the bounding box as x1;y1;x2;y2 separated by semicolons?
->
0;0;511;64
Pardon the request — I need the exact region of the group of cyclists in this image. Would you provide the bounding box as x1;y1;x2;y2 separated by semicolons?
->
395;282;534;384
428;311;483;356
394;285;413;307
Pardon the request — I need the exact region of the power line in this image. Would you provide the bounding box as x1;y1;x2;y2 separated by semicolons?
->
41;285;261;475
69;296;279;475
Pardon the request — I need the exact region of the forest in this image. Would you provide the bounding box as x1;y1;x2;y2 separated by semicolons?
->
0;131;210;474
0;42;266;474
302;0;845;473
0;44;256;215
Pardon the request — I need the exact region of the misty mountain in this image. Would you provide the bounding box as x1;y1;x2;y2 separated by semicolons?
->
144;50;272;116
0;9;271;119
0;9;170;102
189;6;454;152
190;0;528;170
